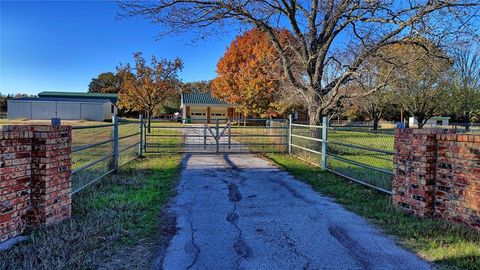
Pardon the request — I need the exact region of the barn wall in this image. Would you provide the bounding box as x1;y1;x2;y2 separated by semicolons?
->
57;103;81;120
102;102;115;120
8;100;110;121
31;101;56;119
7;101;32;119
80;103;105;121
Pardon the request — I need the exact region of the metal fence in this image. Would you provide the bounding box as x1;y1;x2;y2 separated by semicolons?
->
71;116;142;194
449;123;480;133
144;118;288;153
288;116;394;194
69;114;394;194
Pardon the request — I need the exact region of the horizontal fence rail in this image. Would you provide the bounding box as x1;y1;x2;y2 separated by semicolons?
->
143;118;289;154
71;116;143;194
288;117;393;194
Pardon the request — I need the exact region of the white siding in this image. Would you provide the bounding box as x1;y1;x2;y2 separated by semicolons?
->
8;100;114;121
102;102;116;120
7;101;32;119
56;102;81;120
31;101;57;119
80;103;105;121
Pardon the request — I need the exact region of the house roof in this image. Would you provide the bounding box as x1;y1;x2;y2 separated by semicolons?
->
38;91;118;103
181;92;229;105
11;97;112;103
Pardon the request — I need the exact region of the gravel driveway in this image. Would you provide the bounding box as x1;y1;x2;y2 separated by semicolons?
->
157;154;432;270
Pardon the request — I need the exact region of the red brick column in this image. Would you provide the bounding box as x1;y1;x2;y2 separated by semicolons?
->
435;134;480;229
0;130;32;242
392;129;452;217
0;125;72;243
29;126;72;225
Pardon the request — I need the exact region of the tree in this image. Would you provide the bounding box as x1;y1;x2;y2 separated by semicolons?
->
120;1;479;125
0;94;7;113
117;52;183;131
212;29;294;117
450;45;480;130
88;72;123;93
359;89;393;130
384;42;451;128
346;64;396;130
347;82;393;130
181;81;212;93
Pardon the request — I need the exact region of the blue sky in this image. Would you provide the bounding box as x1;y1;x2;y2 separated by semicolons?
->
0;0;239;95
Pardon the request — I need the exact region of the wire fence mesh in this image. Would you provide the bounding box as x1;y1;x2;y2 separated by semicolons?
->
327;127;394;193
71;124;115;194
144;118;288;153
71;119;140;194
118;121;140;167
290;120;394;194
69;116;394;194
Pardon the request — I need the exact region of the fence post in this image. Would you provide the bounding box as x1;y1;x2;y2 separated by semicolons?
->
228;121;231;149
110;115;119;172
321;116;328;170
288;115;292;154
143;121;147;153
215;119;220;153
138;114;143;157
204;123;207;150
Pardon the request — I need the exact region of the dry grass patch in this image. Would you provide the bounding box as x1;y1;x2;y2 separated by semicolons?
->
0;154;181;269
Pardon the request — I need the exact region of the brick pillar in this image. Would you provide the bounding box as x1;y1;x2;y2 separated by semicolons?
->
29;126;72;225
435;133;480;229
1;125;72;243
392;129;452;217
0;129;32;242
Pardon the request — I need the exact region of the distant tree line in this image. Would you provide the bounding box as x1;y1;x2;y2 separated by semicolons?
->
120;0;480;127
88;53;213;129
0;93;37;113
342;43;480;129
210;29;480;129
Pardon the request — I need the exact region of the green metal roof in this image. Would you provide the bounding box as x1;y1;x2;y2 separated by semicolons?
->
38;91;118;103
182;92;229;105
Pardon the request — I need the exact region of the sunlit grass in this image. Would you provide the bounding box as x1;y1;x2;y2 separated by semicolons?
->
0;154;182;269
291;127;394;191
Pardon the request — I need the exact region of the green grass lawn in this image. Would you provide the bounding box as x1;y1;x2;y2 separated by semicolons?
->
71;121;142;192
0;154;182;269
266;153;480;270
291;126;394;191
230;123;288;153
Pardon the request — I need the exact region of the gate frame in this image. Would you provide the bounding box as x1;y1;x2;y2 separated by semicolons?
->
142;118;289;154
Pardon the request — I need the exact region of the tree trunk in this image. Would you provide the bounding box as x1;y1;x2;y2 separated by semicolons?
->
308;110;321;126
373;120;379;130
147;110;152;133
417;117;426;129
308;109;322;151
465;112;471;132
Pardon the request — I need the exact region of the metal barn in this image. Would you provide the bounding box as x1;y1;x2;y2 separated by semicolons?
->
8;92;118;121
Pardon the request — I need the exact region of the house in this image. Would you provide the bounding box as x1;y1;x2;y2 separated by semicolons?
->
7;91;118;121
180;92;237;123
408;116;450;128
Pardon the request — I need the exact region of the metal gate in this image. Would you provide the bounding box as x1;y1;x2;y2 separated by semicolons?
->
143;118;288;153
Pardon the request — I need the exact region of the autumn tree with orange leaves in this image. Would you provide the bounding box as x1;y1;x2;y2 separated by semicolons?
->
117;52;183;131
212;29;295;118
